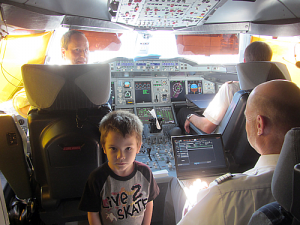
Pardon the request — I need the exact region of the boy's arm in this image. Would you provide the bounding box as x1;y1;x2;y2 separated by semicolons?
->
88;212;102;225
142;200;153;225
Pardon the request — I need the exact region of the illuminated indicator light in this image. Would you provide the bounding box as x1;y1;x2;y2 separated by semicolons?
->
125;12;130;16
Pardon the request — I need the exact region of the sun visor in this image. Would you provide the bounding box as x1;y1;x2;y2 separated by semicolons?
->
237;62;291;90
21;64;111;109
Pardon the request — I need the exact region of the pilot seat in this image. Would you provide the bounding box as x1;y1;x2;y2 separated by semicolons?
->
22;64;110;224
248;127;300;225
190;61;291;172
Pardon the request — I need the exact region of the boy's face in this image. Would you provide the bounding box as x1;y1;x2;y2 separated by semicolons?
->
103;131;141;177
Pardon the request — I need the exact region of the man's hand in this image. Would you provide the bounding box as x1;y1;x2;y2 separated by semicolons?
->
184;114;217;134
184;119;191;133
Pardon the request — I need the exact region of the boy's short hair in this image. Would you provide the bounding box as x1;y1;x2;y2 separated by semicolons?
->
99;110;144;146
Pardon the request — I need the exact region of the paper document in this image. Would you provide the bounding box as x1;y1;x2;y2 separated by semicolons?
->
149;109;161;129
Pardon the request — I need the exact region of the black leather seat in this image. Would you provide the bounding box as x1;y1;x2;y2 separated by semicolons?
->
248;127;300;225
23;64;111;224
237;61;291;90
291;164;300;224
0;114;32;200
190;61;291;172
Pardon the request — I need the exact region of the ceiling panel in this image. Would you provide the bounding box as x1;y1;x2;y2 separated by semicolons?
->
9;0;111;20
206;0;297;24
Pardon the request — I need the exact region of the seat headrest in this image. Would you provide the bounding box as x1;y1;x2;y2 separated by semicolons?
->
237;62;291;90
21;64;111;110
272;127;300;211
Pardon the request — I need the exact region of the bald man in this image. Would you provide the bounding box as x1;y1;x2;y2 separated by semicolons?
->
176;80;300;225
13;30;90;117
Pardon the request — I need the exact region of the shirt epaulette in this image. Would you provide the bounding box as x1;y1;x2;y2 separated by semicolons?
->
215;173;234;184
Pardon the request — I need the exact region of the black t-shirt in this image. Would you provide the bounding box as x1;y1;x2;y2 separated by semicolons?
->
79;161;160;225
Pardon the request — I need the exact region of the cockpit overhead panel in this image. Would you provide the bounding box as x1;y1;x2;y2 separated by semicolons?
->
110;0;222;29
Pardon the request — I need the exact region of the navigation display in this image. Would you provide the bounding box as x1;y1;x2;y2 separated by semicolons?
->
188;80;202;94
135;81;152;103
156;106;175;124
170;80;186;102
136;107;153;124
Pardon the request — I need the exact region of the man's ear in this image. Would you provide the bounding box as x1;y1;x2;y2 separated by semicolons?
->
256;115;265;135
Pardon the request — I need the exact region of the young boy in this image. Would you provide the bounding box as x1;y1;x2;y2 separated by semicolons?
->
79;110;160;225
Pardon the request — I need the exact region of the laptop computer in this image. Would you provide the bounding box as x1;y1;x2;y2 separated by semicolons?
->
172;134;229;180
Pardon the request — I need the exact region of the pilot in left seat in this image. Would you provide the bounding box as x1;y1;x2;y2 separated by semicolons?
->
13;30;90;118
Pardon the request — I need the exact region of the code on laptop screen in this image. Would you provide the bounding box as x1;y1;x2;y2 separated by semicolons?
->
172;134;228;179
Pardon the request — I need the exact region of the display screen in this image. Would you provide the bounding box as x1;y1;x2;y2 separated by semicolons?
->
109;81;115;105
170;80;186;102
136;107;153;124
124;81;131;88
172;134;228;179
135;81;152;103
188;80;203;94
136;63;146;66
150;62;160;66
119;62;134;66
156;106;175;124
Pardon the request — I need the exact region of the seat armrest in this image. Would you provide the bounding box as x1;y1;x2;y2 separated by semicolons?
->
189;123;208;135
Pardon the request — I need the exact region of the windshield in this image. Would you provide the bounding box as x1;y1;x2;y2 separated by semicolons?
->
46;28;240;65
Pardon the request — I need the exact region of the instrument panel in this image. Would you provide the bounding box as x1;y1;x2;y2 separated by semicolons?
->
110;59;228;72
109;58;236;177
110;76;216;176
112;76;215;106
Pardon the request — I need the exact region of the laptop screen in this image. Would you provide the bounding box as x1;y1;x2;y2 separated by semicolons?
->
172;134;229;179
